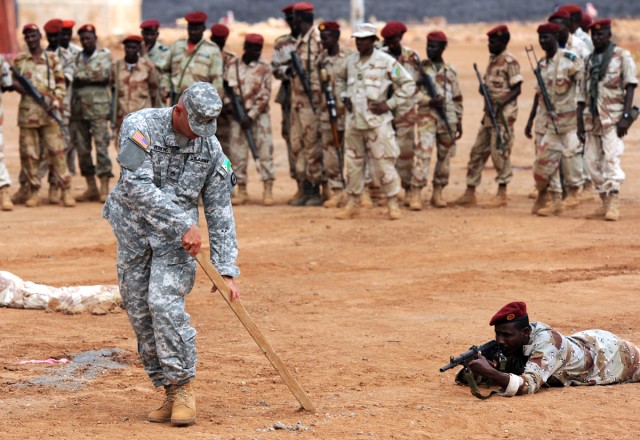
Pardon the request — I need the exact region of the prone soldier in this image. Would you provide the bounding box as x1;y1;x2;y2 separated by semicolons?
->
140;19;171;105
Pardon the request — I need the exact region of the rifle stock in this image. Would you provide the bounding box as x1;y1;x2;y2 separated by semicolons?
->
290;51;316;113
223;80;261;174
419;66;456;145
11;65;65;130
473;63;506;152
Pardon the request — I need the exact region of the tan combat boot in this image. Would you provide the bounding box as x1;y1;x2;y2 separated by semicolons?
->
431;185;447;208
537;192;564;217
148;385;176;423
171;382;196;426
564;186;580;209
483;185;507;208
409;187;422;211
232;183;248;205
263;180;274;206
586;193;608;219
531;189;549;215
528;187;538;199
579;180;596;202
48;185;61;204
11;184;30;205
99;176;110;202
451;186;477;207
387;196;402;220
323;188;343;208
1;185;13;211
61;188;76;207
25;187;40;208
335;194;360;219
605;192;620;221
360;190;373;208
77;176;100;202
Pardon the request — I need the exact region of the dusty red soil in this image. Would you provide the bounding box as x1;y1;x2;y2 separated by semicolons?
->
1;23;640;439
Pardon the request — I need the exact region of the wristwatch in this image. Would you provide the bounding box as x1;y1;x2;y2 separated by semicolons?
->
622;112;631;120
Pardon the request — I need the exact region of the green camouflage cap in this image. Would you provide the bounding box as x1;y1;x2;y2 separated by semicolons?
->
182;82;222;137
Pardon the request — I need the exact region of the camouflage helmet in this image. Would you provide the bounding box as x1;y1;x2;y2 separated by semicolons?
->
182;82;222;137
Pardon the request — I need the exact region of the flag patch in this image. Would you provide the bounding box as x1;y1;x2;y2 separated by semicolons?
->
131;130;150;150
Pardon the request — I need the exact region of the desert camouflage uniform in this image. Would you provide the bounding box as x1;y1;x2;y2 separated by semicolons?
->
574;27;594;53
413;59;462;189
103;106;239;387
580;45;638;193
465;50;522;187
144;41;171;102
70;48;113;178
565;34;591;61
318;47;351;191
169;39;223;100
0;56;12;189
111;57;160;140
336;48;415;197
533;49;584;192
500;322;640;396
382;45;420;189
13;50;71;191
532;103;561;193
216;49;236;155
223;57;275;184
290;26;324;186
271;34;297;178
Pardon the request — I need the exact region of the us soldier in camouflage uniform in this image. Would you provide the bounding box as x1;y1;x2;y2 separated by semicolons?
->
467;301;640;397
140;20;171;105
317;21;351;209
529;23;584;217
381;21;421;204
12;24;75;208
577;19;638;221
210;23;235;155
411;30;463;210
70;24;113;203
168;11;223;104
336;23;415;221
223;34;276;206
0;54;14;211
271;4;299;199
103;82;240;427
452;24;522;208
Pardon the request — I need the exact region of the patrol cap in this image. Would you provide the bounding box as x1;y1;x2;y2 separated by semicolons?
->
590;19;612;31
78;24;96;35
210;24;230;39
185;11;208;25
427;30;447;42
381;21;407;39
122;35;144;44
487;24;509;37
44;19;64;34
140;19;161;30
62;20;75;30
490;301;528;326
537;23;562;34
245;33;264;46
352;23;377;39
22;23;39;34
182;82;222;137
318;21;340;31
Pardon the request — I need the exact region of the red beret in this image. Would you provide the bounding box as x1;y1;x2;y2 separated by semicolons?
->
140;19;160;30
43;19;64;34
318;21;340;31
558;4;582;15
62;20;75;30
427;30;447;42
381;21;407;39
489;301;528;326
210;24;230;39
184;11;208;24
245;33;264;46
282;3;295;14
580;13;593;28
78;24;96;34
22;23;39;34
548;10;571;21
293;2;314;13
122;35;144;44
537;23;562;34
590;19;612;31
487;24;509;37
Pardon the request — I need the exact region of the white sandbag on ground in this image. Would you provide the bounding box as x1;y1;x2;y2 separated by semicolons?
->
0;271;122;315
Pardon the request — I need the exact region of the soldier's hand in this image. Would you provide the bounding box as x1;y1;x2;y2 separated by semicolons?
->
429;96;444;110
577;123;586;144
240;116;253;130
466;352;497;377
211;276;240;301
455;122;463;140
181;224;202;257
617;117;632;138
369;100;390;115
343;97;353;113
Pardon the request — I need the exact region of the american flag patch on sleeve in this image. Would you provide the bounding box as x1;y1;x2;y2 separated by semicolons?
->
131;130;150;150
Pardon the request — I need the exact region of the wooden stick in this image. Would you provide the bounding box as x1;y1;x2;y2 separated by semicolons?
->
195;250;317;412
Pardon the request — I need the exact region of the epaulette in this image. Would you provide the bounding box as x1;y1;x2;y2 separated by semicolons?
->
563;51;577;62
159;44;169;52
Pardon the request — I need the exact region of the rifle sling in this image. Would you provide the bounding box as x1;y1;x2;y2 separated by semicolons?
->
463;368;500;400
176;41;203;95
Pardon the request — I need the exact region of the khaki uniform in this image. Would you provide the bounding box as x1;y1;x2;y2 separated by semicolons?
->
533;49;584;192
465;50;522;187
336;49;415;197
169;39;223;100
271;34;297;179
13;50;71;191
144;42;171;102
413;59;462;188
290;27;324;186
318;47;351;190
382;45;420;188
533;103;562;193
580;45;638;193
70;48;113;178
0;56;12;189
223;57;275;184
216;49;236;155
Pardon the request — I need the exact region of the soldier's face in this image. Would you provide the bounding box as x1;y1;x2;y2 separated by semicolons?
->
243;43;262;63
591;29;611;52
211;36;226;49
320;31;338;51
426;40;446;61
187;24;205;44
142;29;158;47
494;323;531;357
549;19;570;45
46;32;60;48
355;36;376;56
24;30;41;51
124;42;140;60
488;36;506;55
60;28;72;46
538;33;558;53
383;34;402;53
174;96;198;140
79;32;97;52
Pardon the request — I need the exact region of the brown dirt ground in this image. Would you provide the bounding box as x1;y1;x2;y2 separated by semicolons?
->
2;21;640;440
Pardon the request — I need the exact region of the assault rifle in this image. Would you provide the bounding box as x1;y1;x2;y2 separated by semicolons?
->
473;63;505;152
223;80;261;173
290;51;316;113
525;46;559;135
319;67;344;183
419;67;456;145
11;65;65;129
